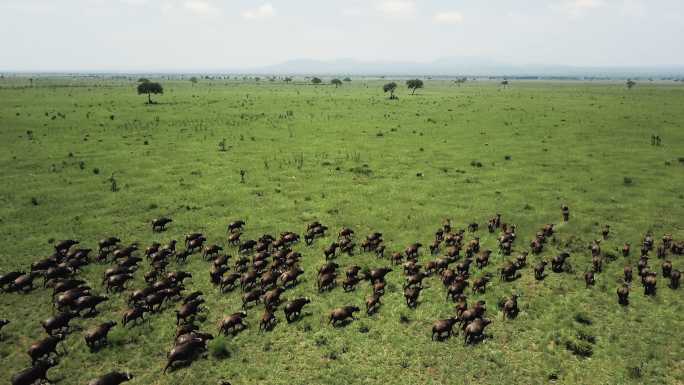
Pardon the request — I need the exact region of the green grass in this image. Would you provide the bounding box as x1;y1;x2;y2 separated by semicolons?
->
0;77;683;385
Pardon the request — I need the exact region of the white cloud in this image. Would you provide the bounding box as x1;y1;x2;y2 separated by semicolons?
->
553;0;605;15
184;0;218;15
119;0;149;6
242;3;275;20
342;8;363;17
376;0;415;17
433;11;463;24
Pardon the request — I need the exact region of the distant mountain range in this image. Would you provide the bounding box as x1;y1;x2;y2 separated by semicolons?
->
240;57;684;78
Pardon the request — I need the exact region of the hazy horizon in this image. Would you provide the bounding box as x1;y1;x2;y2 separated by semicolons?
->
2;0;684;72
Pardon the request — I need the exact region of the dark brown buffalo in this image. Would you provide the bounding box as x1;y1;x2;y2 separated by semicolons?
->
329;306;360;326
584;271;595;288
220;273;241;292
534;261;548;280
670;270;681;289
284;298;310;322
366;294;382;315
662;260;673;278
42;311;78;336
623;266;633;283
317;272;337;292
263;287;285;309
318;262;338;276
617;284;630;306
176;299;204;325
432;317;458;341
279;267;304;288
28;334;64;365
472;276;490;293
464;318;491;344
218;311;248;335
501;294;519;319
259;310;277;331
122;307;146;327
152;217;172;232
404;286;422;308
163;338;206;373
74;295;108;316
242;288;262;308
643;272;657;296
84;321;116;349
88;372;133;385
11;359;57;385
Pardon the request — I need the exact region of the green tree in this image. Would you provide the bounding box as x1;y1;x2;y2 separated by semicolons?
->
331;78;343;88
312;77;322;84
284;77;293;83
383;82;398;99
626;79;636;89
343;77;352;82
137;81;163;104
406;79;424;95
189;76;199;86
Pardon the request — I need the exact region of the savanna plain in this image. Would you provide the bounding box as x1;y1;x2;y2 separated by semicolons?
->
0;77;683;385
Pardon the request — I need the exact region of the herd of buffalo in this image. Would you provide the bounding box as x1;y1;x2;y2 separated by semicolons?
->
1;206;682;384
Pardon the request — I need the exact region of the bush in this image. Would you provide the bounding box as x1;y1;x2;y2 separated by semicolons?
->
574;312;593;325
623;177;633;186
208;337;231;359
565;338;593;357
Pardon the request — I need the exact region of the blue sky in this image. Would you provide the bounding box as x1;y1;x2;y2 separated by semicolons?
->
1;0;683;71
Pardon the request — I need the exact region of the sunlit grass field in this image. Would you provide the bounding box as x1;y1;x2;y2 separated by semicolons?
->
0;77;683;384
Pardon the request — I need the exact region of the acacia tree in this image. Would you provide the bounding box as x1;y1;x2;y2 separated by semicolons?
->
137;80;163;104
284;77;293;83
343;77;352;82
331;78;342;88
406;79;424;95
312;77;322;84
383;82;398;99
189;76;199;86
626;79;636;89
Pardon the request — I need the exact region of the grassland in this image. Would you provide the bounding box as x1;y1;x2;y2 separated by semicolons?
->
0;77;683;385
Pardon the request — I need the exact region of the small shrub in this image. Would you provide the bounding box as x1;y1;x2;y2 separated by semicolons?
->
628;365;643;379
504;155;512;160
574;312;592;325
576;330;596;344
349;165;372;176
470;160;483;167
108;175;119;192
623;177;633;186
208;338;231;359
565;339;593;357
92;168;100;175
30;197;39;206
314;335;327;347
